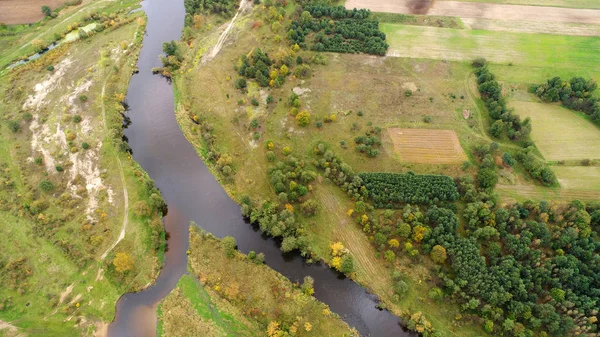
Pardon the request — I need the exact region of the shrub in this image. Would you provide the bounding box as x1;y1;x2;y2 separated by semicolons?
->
222;236;237;258
134;201;151;217
296;110;310;127
250;118;259;129
39;180;55;192
8;120;21;133
472;57;487;68
428;287;443;301
78;95;88;102
404;89;413;97
251;98;259;106
72;115;82;123
55;166;63;172
266;151;275;161
46;65;54;71
235;78;247;89
82;142;90;150
423;115;432;123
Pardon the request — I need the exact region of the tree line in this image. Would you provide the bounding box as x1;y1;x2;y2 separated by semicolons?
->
533;76;599;125
473;59;531;141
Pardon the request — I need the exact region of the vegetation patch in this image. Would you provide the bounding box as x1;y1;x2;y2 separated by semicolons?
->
184;228;359;336
359;172;459;207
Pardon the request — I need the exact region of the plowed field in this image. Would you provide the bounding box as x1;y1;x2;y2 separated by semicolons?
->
387;128;467;164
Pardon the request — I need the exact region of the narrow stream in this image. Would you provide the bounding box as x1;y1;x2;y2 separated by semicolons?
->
107;0;414;336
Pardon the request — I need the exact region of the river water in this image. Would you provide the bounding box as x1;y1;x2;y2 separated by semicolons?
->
107;0;413;336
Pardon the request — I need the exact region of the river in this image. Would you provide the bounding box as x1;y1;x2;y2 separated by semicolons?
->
107;0;413;336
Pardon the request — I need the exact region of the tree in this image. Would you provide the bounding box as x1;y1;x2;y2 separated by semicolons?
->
133;201;151;217
41;5;52;17
113;252;134;273
430;245;447;264
296;110;310;126
340;255;354;274
301;276;314;296
222;236;237;258
477;167;498;189
384;250;396;263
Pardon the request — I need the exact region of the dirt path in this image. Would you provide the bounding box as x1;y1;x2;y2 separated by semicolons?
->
345;0;600;25
204;0;252;62
99;77;129;261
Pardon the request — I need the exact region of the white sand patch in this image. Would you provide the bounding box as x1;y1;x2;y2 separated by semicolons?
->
107;187;115;204
292;87;311;96
401;82;417;92
23;58;73;110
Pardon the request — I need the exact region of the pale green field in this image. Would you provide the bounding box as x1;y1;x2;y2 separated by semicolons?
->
554;166;600;190
380;24;600;87
439;0;600;9
511;101;600;161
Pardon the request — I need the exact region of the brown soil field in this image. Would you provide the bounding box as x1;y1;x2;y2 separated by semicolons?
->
387;128;467;164
345;0;600;25
0;0;69;25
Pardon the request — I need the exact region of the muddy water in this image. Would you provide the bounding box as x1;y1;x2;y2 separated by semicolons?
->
107;0;414;336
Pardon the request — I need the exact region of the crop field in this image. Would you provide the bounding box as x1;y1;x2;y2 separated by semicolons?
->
0;0;68;25
387;128;467;164
435;0;600;9
511;101;600;161
345;0;600;22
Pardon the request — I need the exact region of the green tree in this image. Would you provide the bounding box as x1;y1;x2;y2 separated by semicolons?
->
41;5;52;17
222;236;237;258
430;245;447;264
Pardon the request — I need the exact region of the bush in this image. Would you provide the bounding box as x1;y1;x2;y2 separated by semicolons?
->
251;98;259;106
46;65;54;71
82;142;90;150
235;78;247;89
78;95;87;102
472;57;487;68
296;110;310;127
7;120;21;133
423;115;432;123
404;89;413;97
72;115;82;123
39;180;55;192
222;236;237;258
55;166;63;172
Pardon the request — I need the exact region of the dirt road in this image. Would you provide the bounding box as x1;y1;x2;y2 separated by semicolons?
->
345;0;600;25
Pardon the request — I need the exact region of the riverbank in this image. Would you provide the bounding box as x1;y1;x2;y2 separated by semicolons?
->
0;1;167;335
157;228;358;337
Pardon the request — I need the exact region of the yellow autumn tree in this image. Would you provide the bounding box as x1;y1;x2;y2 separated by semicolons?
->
330;242;344;256
113;252;134;273
388;239;400;248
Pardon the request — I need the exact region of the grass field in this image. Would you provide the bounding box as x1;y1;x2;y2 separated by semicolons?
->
511;101;600;161
157;274;261;337
387;128;468;164
382;24;600;74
